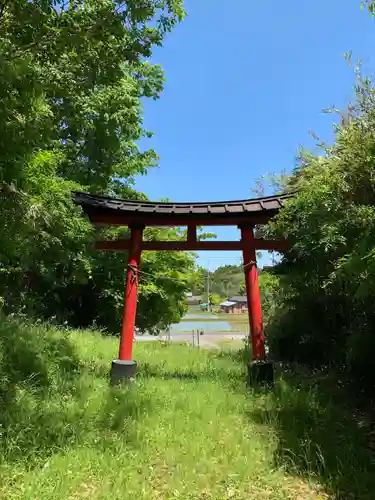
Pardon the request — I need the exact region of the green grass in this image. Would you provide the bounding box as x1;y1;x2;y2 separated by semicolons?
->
214;338;246;350
0;317;374;499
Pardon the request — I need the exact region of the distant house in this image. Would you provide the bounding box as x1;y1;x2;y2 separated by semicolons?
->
220;296;248;314
219;300;237;313
186;294;203;306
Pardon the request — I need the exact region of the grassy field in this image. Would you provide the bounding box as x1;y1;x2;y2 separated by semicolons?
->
0;317;374;499
185;307;249;322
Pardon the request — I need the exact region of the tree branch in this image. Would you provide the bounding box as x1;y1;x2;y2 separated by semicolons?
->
0;0;8;23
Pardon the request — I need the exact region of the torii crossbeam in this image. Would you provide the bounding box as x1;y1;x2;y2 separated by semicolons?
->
73;191;290;384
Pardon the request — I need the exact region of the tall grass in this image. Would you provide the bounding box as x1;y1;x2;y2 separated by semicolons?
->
0;316;373;499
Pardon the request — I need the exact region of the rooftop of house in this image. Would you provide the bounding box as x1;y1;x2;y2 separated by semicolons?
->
228;296;248;303
220;301;237;307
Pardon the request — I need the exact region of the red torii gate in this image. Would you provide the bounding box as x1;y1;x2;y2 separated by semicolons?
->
74;191;290;384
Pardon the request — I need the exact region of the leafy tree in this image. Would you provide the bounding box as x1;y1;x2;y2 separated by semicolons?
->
208;293;222;306
1;0;186;190
258;272;280;326
0;0;192;333
210;265;245;298
190;262;274;304
267;67;375;389
189;266;207;296
362;0;375;13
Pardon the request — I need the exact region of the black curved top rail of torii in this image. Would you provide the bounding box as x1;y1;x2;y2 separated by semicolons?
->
73;191;291;252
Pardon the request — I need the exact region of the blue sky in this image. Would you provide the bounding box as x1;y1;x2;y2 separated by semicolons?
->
135;0;375;271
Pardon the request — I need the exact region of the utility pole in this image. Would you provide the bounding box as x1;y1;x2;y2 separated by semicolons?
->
206;268;210;312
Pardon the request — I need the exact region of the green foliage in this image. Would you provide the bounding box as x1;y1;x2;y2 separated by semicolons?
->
362;0;375;14
137;239;195;332
1;317;374;499
267;68;375;390
1;0;180;189
191;263;275;303
188;265;206;296
189;265;279;317
208;265;245;298
211;265;244;297
209;292;222;305
0;0;192;333
258;271;280;325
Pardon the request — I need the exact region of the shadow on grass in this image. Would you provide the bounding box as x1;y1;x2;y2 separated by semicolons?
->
248;368;375;499
214;344;251;364
216;347;375;498
97;385;154;450
0;316;151;468
0;316;83;464
140;362;201;381
138;348;246;387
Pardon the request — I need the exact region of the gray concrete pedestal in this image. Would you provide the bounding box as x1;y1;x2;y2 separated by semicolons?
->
110;359;137;386
248;360;274;386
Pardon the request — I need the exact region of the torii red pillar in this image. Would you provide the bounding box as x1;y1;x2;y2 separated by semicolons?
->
240;226;265;360
111;225;144;384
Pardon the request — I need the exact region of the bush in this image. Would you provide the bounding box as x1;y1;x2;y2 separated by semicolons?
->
267;72;375;393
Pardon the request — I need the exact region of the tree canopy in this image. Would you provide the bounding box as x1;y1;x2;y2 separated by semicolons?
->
266;65;375;390
4;0;375;387
0;0;194;334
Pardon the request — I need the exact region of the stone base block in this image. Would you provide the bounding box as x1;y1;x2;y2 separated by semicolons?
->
110;359;137;386
248;360;274;386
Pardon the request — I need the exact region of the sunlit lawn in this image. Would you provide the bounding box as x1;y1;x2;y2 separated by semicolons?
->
0;318;374;499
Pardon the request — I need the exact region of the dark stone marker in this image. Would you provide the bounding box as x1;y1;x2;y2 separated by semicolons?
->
248;360;274;386
110;359;137;386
